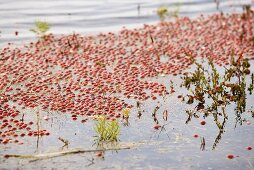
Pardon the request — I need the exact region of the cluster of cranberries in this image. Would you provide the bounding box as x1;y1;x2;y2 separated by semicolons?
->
0;103;49;145
1;12;254;145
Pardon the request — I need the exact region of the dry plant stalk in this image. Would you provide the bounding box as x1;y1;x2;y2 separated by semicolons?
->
4;142;142;162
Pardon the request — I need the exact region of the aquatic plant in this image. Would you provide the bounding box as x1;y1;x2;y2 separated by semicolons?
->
182;56;253;149
157;6;168;21
121;108;130;119
94;116;120;142
183;56;252;118
30;20;50;37
157;4;180;21
121;108;131;126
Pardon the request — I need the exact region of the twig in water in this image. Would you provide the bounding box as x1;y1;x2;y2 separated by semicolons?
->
163;110;168;121
200;137;206;151
157;123;170;140
58;137;70;147
136;101;141;108
152;106;160;116
86;158;95;167
4;144;134;162
20;113;25;122
137;110;142;118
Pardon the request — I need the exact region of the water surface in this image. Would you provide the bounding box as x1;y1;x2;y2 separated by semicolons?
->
0;0;254;170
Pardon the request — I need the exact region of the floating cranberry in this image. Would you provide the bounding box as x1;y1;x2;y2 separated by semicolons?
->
154;124;161;130
227;154;234;159
200;120;206;125
246;146;252;150
3;140;8;144
193;134;199;138
96;152;103;157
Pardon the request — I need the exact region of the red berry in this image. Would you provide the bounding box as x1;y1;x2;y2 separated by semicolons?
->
193;134;199;138
246;146;252;150
227;154;234;159
200;120;206;125
96;152;103;157
152;96;157;100
3;140;8;144
154;124;161;130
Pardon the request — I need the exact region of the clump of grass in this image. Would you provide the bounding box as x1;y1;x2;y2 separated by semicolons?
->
157;4;181;21
94;116;120;142
30;20;50;37
157;6;169;21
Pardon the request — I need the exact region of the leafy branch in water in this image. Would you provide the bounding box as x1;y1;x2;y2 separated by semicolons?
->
182;56;253;149
30;20;50;37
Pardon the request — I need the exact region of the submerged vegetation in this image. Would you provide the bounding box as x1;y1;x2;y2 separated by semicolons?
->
182;56;254;148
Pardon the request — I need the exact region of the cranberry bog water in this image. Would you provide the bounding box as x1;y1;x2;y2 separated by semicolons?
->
0;1;254;169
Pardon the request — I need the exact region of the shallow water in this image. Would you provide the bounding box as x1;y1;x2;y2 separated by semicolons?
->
0;0;254;170
1;68;254;170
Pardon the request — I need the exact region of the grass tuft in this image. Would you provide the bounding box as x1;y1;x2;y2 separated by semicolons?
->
94;116;120;142
30;20;50;37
